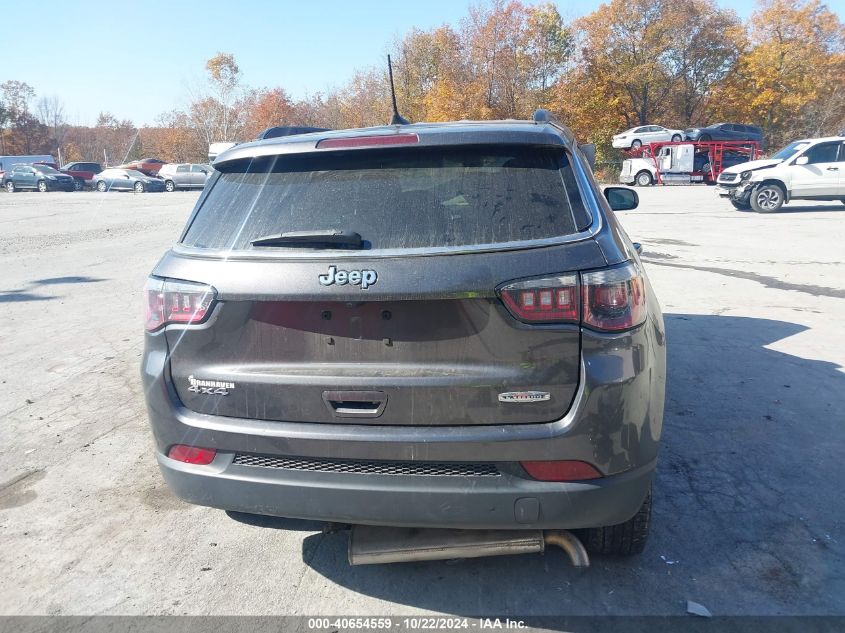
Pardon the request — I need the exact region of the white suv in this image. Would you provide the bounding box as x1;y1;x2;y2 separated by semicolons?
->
716;136;845;212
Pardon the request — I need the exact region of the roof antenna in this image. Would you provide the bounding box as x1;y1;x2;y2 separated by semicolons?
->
387;55;410;125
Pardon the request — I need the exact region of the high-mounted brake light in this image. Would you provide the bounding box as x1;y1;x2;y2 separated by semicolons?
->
316;133;419;149
498;263;646;332
581;263;646;332
168;444;217;465
144;277;216;331
499;274;579;324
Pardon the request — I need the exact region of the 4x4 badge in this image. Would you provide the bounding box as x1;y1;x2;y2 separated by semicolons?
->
319;266;378;289
498;391;551;403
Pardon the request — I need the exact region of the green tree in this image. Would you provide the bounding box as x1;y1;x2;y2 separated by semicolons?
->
525;3;572;99
664;0;744;125
0;80;36;119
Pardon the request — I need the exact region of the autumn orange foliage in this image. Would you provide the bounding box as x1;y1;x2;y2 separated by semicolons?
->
1;0;842;165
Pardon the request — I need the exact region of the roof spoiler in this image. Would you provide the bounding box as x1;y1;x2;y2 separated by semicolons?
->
533;109;595;169
532;109;557;123
255;126;331;140
579;143;596;169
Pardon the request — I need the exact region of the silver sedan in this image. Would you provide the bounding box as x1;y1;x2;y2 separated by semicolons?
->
93;168;166;193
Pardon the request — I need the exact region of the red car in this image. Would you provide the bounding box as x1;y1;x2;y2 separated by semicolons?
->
33;161;103;190
118;158;166;176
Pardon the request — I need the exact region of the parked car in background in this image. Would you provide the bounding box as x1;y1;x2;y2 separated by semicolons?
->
684;123;763;144
612;125;683;149
93;168;165;192
61;162;103;190
157;163;212;191
3;164;75;192
33;161;103;191
119;158;166;175
0;154;55;184
716;136;845;212
697;151;751;175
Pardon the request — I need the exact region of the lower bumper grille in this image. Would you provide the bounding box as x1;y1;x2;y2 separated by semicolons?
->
232;454;500;477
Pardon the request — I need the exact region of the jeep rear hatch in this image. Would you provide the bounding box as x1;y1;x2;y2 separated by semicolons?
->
159;144;605;426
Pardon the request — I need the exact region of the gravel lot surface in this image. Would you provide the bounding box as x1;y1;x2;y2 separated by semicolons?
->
0;188;843;616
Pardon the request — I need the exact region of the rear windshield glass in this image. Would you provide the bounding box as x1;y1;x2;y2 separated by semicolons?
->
181;146;592;251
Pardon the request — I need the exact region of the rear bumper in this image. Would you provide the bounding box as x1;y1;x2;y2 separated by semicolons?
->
142;301;666;529
157;450;655;529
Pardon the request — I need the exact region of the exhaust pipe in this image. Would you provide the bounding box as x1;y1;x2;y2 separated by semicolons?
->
348;526;589;567
543;530;590;567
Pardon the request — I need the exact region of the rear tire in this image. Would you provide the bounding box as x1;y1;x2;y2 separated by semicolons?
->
583;486;651;556
165;180;176;192
37;180;48;193
750;184;785;213
671;134;681;142
5;181;15;193
635;171;653;187
96;180;107;192
731;200;751;210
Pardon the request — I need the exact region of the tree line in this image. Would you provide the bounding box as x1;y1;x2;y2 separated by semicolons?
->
1;0;842;168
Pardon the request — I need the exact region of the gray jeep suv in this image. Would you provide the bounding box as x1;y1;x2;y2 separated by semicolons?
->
142;111;666;556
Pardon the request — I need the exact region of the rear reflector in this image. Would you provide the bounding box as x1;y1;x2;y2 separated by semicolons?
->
144;277;216;331
316;134;419;149
168;445;217;465
521;460;602;482
499;274;579;323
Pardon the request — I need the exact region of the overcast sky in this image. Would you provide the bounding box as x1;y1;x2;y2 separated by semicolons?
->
5;0;810;126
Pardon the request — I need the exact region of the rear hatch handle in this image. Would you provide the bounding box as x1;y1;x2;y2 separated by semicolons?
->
323;390;388;418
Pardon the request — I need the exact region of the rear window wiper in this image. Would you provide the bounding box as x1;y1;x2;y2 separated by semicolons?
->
250;230;363;249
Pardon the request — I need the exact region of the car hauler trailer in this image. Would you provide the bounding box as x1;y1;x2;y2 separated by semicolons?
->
620;141;760;186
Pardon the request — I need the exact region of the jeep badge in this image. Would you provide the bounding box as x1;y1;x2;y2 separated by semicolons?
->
319;266;378;289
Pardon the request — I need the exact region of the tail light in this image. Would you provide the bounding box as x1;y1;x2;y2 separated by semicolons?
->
499;263;646;332
144;277;216;331
168;444;217;465
521;460;602;481
499;274;579;323
581;263;646;332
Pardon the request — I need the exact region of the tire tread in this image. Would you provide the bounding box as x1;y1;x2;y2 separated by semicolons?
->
584;487;651;556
